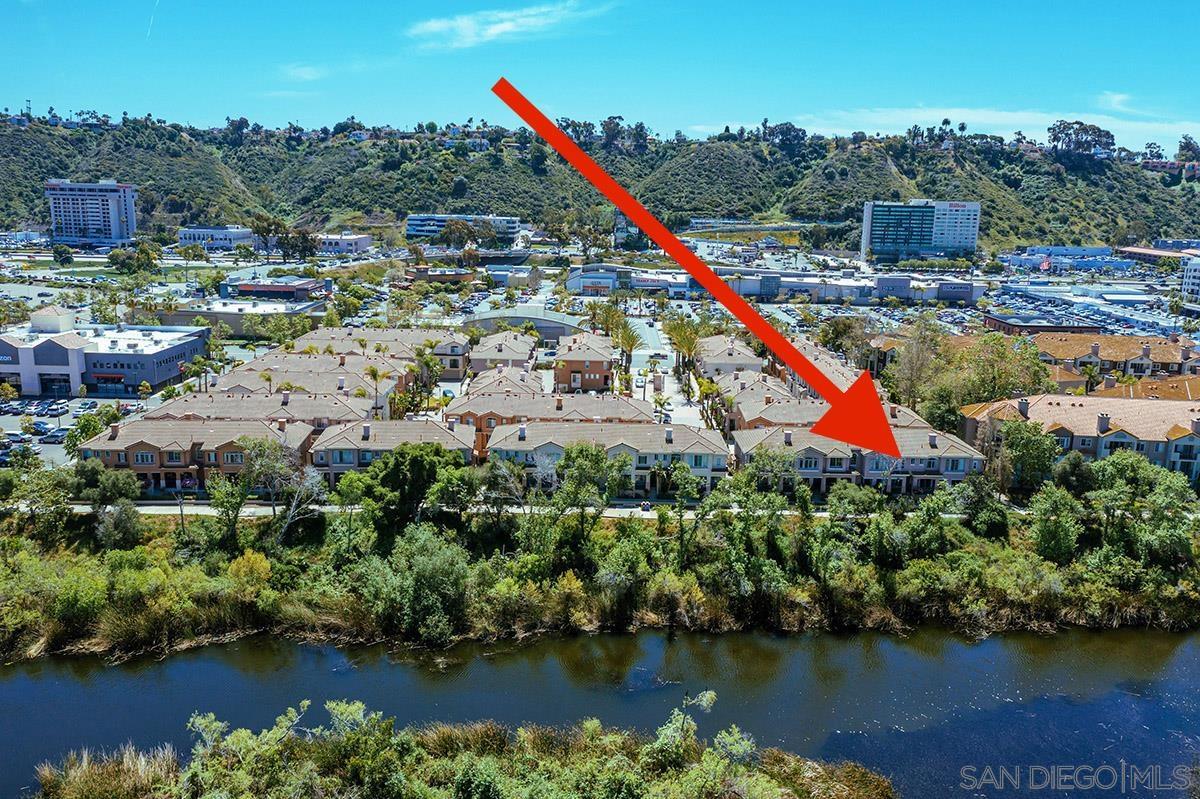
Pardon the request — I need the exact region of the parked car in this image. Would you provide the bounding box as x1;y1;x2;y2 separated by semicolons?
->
39;429;68;444
31;421;53;435
5;431;32;443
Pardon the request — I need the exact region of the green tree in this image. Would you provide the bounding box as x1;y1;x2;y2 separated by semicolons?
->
1028;484;1083;564
1000;419;1060;502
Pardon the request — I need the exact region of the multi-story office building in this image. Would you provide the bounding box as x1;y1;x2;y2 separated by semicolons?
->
1182;257;1200;302
405;213;521;241
318;232;373;254
0;305;207;397
178;225;256;250
860;199;980;262
44;179;137;246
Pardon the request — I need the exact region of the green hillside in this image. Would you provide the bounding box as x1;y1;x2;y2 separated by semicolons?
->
2;116;1198;251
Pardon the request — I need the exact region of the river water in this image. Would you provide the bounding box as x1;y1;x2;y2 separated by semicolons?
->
2;628;1199;797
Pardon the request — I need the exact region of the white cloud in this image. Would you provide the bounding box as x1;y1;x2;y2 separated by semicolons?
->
779;105;1199;148
279;63;327;82
1097;91;1134;113
407;0;608;49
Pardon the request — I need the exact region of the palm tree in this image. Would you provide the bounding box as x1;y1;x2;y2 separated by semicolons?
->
364;365;393;418
260;372;274;393
1080;364;1101;393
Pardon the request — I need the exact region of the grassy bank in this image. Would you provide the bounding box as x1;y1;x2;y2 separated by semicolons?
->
32;695;894;799
3;442;1200;664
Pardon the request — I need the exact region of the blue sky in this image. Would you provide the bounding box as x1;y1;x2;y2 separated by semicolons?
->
5;0;1198;148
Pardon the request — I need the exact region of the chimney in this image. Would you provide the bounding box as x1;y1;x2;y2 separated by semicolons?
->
277;418;287;431
281;390;290;405
555;396;563;411
726;346;734;356
496;363;504;372
1184;344;1194;361
889;403;898;419
1097;412;1110;433
1017;397;1029;418
665;427;674;443
733;370;742;382
765;395;774;405
928;431;939;448
337;376;345;390
1170;331;1180;342
109;423;120;439
362;423;371;440
1192;418;1200;436
784;429;793;446
739;380;747;390
1103;374;1116;389
447;418;456;431
1142;344;1152;359
1091;342;1101;357
518;423;527;441
338;354;346;367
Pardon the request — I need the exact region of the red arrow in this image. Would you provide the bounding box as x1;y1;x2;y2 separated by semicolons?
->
493;78;899;457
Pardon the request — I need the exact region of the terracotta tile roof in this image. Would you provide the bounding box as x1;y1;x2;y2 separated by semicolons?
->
558;332;614;363
146;391;372;422
466;365;542;395
698;334;760;365
1091;374;1200;400
961;393;1200;440
311;420;474;453
1032;333;1195;364
82;419;314;452
473;331;537;362
445;392;654;422
294;326;467;355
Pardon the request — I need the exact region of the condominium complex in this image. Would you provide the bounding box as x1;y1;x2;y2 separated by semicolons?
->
860;199;980;262
961;394;1200;482
404;213;521;241
44;179;137;246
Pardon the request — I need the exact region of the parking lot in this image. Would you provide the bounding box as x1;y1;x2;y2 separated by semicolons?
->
0;396;148;466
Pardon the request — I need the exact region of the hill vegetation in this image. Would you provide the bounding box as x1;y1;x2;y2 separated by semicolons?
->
2;114;1198;251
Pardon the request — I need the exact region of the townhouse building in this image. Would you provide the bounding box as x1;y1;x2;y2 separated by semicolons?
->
465;364;543;395
713;371;793;432
774;336;860;398
1031;333;1198;378
1091;373;1200;400
219;352;412;414
468;331;538;374
78;419;313;494
733;424;983;495
145;390;373;429
961;394;1200;482
554;332;614;393
696;335;762;377
309;420;476;485
488;421;729;495
444;392;655;455
293;327;470;380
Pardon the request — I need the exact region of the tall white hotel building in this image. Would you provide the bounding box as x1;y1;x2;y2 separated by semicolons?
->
44;179;138;246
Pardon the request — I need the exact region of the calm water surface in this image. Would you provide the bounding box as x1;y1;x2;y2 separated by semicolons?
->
2;629;1198;797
